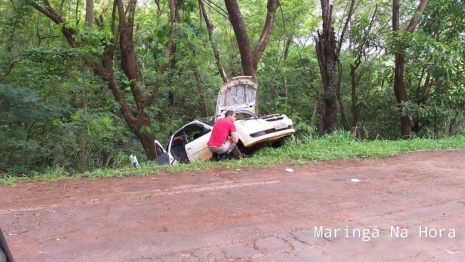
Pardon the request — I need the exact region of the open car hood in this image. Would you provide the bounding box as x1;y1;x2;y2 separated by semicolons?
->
215;76;257;119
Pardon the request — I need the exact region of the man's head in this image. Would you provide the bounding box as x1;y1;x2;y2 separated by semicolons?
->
224;110;236;122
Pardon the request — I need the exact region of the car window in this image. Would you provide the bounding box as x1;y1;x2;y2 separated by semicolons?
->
154;142;165;158
178;123;211;144
235;112;254;120
197;116;215;126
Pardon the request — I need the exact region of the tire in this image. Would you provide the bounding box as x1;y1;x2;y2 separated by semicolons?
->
271;138;285;148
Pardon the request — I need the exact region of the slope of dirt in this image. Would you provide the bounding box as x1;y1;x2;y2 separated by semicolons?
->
1;150;464;261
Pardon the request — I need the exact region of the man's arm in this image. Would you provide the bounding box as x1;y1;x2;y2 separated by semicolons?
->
231;131;239;144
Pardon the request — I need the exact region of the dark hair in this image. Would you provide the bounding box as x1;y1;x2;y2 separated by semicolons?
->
225;110;235;117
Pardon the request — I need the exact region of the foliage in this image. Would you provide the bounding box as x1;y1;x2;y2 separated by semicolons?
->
2;132;464;184
0;84;70;173
0;83;143;175
0;0;464;176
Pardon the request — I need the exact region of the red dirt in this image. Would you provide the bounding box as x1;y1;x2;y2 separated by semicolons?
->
1;150;465;261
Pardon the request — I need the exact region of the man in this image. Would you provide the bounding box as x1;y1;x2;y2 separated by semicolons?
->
207;110;239;161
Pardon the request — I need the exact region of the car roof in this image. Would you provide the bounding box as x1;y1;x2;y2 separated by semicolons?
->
215;76;257;119
178;120;212;132
170;120;212;141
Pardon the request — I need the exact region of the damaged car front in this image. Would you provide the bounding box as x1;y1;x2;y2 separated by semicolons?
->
216;76;295;154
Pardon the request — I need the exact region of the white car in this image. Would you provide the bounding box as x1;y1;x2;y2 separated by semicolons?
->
154;76;295;165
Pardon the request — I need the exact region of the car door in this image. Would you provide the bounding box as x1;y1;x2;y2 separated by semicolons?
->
153;140;177;165
185;130;212;162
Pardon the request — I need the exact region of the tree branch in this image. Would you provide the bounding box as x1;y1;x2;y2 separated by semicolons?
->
406;0;428;32
148;0;177;105
253;0;279;65
199;0;228;82
224;0;254;76
336;0;358;55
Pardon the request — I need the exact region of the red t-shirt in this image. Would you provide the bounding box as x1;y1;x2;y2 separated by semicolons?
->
207;118;236;147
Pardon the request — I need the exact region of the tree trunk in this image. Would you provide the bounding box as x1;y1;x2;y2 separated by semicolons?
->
194;68;209;117
350;63;360;128
223;0;279;113
30;0;178;160
132;114;157;160
392;0;428;137
224;0;255;77
224;0;279;78
315;2;338;133
315;0;356;133
349;4;377;138
393;52;412;137
85;0;93;27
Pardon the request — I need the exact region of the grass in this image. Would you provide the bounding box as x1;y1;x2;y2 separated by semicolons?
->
1;131;464;185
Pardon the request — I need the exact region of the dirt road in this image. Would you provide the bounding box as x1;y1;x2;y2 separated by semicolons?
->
1;150;465;261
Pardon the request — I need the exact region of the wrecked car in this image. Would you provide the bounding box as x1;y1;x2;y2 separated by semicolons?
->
154;76;295;165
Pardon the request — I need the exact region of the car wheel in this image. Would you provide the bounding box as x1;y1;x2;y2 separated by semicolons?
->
271;138;285;148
